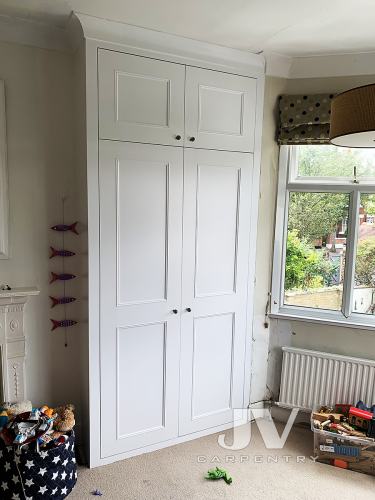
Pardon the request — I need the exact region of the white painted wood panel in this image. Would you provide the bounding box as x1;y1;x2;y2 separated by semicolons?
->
194;163;240;296
116;156;168;304
116;323;166;437
185;67;256;152
179;149;253;435
192;313;234;418
99;141;183;457
98;50;185;146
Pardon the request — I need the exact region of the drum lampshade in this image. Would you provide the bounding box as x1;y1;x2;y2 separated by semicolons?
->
330;83;375;147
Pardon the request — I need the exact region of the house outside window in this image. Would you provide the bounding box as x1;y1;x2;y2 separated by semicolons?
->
271;144;375;329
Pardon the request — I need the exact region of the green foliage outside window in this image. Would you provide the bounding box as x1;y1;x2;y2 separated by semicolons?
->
288;192;348;243
361;194;375;215
355;239;375;288
298;145;375;178
285;230;338;290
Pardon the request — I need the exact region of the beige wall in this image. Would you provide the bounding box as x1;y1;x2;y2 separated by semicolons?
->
251;76;287;403
0;41;86;429
259;74;375;403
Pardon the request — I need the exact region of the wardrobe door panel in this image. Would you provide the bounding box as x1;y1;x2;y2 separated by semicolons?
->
99;50;185;146
191;313;234;419
99;141;183;457
185;67;256;152
194;162;240;296
179;148;253;435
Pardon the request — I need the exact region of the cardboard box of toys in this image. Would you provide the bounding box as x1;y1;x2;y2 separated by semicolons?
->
311;402;375;476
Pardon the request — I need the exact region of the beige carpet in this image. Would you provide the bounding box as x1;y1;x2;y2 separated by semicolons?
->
69;424;375;499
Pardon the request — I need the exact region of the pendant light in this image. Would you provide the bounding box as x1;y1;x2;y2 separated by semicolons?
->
330;83;375;147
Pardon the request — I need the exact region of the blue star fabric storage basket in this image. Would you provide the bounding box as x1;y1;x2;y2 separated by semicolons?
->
0;430;77;499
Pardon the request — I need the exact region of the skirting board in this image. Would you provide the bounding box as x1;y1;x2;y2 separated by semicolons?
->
89;406;262;468
272;403;310;425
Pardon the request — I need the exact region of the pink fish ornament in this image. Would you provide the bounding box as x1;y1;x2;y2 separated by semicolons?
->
50;272;76;284
50;247;76;258
50;319;78;331
50;296;76;308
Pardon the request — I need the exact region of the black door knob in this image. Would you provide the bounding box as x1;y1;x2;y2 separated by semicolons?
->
189;137;195;142
186;307;192;312
172;309;178;314
175;135;181;140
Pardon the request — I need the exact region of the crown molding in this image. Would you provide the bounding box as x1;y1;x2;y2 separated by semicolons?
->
71;12;265;77
264;51;293;78
290;52;375;79
265;50;375;79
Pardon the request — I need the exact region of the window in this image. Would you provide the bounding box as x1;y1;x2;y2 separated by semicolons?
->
271;145;375;329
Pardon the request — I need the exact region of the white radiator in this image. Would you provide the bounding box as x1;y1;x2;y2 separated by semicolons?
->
279;347;375;411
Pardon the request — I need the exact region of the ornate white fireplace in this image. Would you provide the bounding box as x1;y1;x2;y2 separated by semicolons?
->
0;287;39;402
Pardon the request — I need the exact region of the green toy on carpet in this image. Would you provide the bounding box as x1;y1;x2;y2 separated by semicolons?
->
205;467;232;484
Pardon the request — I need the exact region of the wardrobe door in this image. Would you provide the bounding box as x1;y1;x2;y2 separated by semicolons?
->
185;67;256;152
179;148;253;435
98;50;185;146
99;141;183;458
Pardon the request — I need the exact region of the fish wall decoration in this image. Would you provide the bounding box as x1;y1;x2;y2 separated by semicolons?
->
50;247;76;259
50;296;76;308
50;272;76;284
50;319;78;331
51;222;79;234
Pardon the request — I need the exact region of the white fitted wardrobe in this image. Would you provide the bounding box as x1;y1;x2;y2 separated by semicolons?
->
73;13;265;467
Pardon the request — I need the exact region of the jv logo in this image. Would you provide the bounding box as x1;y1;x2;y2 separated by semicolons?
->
217;408;299;450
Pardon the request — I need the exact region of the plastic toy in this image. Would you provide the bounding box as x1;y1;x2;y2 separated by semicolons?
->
0;410;8;429
348;406;375;438
356;401;375;415
40;405;54;418
312;405;368;437
1;411;53;447
334;404;351;416
205;467;232;484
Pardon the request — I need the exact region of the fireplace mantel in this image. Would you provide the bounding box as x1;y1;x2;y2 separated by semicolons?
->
0;287;39;402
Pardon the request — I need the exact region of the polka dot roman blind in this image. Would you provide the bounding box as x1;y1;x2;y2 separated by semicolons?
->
278;93;335;145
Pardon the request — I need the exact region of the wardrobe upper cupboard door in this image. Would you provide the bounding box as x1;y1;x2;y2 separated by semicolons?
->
185;67;257;152
98;50;185;146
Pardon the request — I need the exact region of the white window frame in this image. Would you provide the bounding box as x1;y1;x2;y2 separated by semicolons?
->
270;145;375;331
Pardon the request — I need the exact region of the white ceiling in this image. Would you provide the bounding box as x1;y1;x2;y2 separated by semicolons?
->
0;0;374;57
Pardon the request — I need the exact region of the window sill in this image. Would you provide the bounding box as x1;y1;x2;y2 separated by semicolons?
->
269;307;375;332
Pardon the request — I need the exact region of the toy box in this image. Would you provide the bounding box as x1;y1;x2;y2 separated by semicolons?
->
311;415;375;476
0;430;77;499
